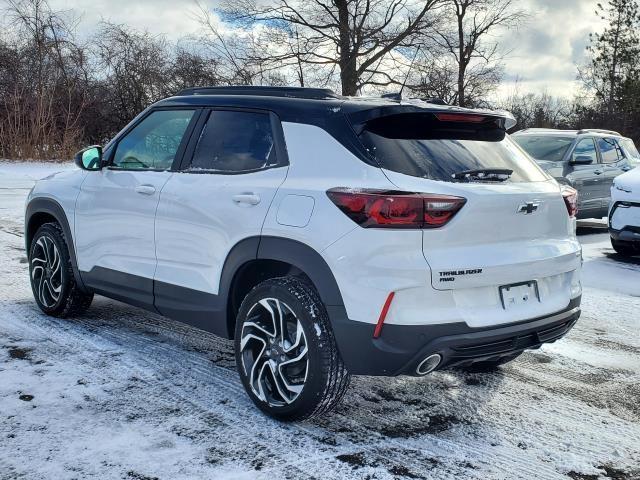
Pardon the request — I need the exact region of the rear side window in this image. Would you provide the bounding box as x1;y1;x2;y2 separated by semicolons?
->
358;114;548;183
597;137;623;163
571;138;598;163
511;135;574;162
188;110;278;173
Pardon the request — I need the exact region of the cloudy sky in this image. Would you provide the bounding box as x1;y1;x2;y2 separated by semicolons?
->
46;0;605;99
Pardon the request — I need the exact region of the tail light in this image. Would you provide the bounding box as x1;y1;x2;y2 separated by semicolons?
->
562;186;578;217
326;188;466;228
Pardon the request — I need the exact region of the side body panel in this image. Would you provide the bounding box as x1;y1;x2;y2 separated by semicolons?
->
27;169;87;247
154;167;288;295
75;169;172;280
26;168;88;290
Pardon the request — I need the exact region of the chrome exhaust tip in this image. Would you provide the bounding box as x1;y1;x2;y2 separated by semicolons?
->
416;354;442;376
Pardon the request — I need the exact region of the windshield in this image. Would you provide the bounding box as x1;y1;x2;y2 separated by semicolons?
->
359;124;548;183
620;138;640;165
511;135;574;162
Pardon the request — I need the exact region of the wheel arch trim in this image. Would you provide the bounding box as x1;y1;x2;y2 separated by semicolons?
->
25;197;88;292
220;236;348;337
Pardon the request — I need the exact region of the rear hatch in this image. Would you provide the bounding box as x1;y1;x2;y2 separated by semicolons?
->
353;108;581;314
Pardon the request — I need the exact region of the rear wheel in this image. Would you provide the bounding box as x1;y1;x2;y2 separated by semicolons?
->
28;223;93;317
234;277;350;421
611;237;638;257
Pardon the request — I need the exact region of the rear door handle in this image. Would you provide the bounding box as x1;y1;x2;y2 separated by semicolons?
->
594;170;604;175
232;193;261;205
135;185;156;195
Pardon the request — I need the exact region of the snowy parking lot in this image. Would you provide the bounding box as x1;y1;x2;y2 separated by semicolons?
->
0;162;639;480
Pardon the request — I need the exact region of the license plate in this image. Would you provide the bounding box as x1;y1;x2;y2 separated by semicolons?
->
499;281;540;310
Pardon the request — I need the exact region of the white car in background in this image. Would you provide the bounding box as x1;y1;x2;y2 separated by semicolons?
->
610;166;640;256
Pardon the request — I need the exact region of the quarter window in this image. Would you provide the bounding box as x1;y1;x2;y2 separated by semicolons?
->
597;137;622;164
189;110;278;173
112;110;195;170
572;138;597;163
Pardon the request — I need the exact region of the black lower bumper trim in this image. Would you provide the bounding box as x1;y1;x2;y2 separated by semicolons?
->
330;296;581;376
610;226;640;243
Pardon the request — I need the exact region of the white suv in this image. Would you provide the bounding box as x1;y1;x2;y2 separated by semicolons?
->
25;86;582;420
609;166;640;256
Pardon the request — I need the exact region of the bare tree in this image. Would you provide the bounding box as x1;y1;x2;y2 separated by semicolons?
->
429;0;526;107
0;0;88;159
497;90;574;131
93;22;173;129
203;0;444;95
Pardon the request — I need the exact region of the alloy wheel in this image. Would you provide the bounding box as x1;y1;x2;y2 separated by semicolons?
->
239;298;309;407
31;235;62;308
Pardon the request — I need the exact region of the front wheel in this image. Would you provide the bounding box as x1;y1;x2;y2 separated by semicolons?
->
234;277;350;421
28;223;93;317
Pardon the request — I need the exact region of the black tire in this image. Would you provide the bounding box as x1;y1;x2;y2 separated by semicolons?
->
234;276;350;421
28;222;93;318
460;352;522;373
611;237;638;257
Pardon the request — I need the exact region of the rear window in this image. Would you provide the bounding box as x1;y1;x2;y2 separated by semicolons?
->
511;135;574;162
358;114;548;183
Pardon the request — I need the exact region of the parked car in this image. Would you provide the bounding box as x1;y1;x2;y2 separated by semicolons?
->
609;167;640;256
25;86;582;420
512;128;638;219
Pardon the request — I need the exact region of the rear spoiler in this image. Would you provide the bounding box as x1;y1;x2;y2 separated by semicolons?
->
349;106;516;142
348;105;516;135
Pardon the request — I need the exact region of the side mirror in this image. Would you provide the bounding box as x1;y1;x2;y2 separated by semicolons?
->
570;155;593;165
74;146;103;171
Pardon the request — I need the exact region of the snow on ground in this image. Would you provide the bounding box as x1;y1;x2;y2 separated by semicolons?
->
0;161;639;480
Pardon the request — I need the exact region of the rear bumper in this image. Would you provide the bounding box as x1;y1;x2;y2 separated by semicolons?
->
330;296;581;376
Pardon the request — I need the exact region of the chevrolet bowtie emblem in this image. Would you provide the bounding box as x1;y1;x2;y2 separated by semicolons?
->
517;202;539;214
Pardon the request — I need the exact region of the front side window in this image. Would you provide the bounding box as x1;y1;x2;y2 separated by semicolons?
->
571;138;597;163
511;135;574;162
188;110;278;173
112;110;195;170
597;137;622;164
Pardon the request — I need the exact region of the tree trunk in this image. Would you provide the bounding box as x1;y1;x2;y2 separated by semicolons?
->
458;67;466;107
608;9;622;116
456;2;466;107
336;0;358;96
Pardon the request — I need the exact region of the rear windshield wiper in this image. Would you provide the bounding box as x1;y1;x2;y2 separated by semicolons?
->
451;168;513;182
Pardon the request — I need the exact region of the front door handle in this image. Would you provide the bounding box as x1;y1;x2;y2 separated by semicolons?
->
232;193;261;205
594;169;604;175
135;185;156;195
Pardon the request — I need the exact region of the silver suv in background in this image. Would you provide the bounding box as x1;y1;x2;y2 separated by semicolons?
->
512;128;638;219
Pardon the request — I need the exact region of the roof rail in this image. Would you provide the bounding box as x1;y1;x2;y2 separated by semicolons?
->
577;128;621;136
175;85;341;100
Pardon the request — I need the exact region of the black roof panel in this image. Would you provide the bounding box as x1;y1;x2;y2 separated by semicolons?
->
154;86;512;127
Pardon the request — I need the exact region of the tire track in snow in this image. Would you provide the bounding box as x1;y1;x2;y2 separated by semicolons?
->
2;301;456;480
